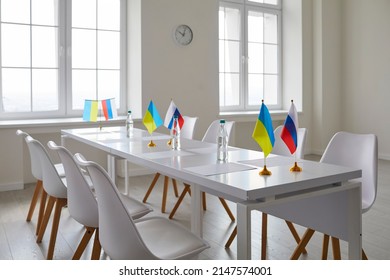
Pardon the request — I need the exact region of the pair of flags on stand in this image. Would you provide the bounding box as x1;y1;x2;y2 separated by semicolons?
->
253;100;299;157
142;100;184;135
83;98;118;122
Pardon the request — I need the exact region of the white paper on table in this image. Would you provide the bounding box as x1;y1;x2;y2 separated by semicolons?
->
142;150;195;159
239;155;296;168
142;135;171;141
184;162;256;176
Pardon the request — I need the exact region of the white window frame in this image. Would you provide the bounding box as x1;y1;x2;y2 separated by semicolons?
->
0;0;127;120
219;0;282;112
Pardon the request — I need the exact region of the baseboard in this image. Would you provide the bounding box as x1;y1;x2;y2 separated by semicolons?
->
0;182;24;192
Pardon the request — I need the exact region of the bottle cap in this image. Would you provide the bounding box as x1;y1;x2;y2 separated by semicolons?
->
128;110;132;114
220;119;225;124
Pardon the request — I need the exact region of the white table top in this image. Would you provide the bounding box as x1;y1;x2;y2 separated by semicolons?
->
62;127;362;203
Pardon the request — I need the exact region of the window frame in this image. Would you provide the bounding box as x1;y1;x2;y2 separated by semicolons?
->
219;0;282;113
0;0;127;120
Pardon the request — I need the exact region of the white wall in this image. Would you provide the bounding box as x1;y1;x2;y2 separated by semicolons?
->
342;0;390;159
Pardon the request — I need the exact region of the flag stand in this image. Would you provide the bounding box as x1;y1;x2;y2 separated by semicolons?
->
259;157;272;176
148;140;156;147
290;153;302;172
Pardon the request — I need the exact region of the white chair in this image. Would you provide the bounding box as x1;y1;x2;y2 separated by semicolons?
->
169;120;236;221
75;153;210;260
16;130;65;235
48;141;153;259
224;126;308;259
143;116;198;213
290;131;378;260
25;136;68;260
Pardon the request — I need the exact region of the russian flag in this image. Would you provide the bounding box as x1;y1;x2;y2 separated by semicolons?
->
101;98;118;121
164;100;184;130
280;101;299;154
82;100;99;122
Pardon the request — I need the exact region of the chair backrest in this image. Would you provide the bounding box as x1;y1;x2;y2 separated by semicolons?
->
48;141;98;228
74;153;156;260
16;129;42;180
320;131;378;212
25;136;67;199
272;125;308;159
180;116;198;139
202;119;235;144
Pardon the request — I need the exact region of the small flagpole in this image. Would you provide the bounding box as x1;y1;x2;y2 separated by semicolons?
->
260;156;272;176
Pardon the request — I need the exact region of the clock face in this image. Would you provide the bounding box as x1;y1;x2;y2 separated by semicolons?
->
174;24;193;46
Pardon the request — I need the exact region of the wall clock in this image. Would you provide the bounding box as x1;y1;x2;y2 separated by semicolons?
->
174;24;193;46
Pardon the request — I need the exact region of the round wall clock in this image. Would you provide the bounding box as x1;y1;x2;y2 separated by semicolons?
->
174;24;193;46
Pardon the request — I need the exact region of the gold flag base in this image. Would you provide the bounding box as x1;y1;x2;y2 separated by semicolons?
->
259;165;272;176
148;140;156;147
290;162;302;172
167;139;172;146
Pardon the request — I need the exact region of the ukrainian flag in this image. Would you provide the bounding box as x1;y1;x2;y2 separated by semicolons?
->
143;100;163;134
252;101;275;157
82;100;99;122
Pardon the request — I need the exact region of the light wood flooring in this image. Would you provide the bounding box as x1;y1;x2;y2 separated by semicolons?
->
1;156;389;260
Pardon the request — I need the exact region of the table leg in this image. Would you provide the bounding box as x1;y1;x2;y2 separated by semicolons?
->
190;184;203;238
347;184;362;259
237;203;251;260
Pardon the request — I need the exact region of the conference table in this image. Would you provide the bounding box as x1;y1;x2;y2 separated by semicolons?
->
61;126;362;260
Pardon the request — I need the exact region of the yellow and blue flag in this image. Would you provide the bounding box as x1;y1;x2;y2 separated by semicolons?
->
82;100;99;122
252;101;275;157
143;100;163;134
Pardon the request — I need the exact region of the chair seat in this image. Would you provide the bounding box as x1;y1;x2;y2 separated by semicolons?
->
135;216;209;259
54;163;65;177
121;195;153;220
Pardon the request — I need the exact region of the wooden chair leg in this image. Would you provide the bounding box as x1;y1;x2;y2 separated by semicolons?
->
286;220;307;254
202;192;207;210
290;228;315;260
322;234;330;259
143;173;160;203
218;198;235;222
46;198;67;260
36;195;55;242
36;188;48;236
225;226;237;248
169;184;191;219
362;249;368;260
26;180;42;222
72;227;96;260
172;178;179;197
261;213;267;260
331;237;341;260
161;175;169;213
91;228;101;260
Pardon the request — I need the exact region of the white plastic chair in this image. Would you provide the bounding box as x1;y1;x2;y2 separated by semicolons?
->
143;116;198;213
225;126;308;259
75;153;209;260
48;141;153;259
25;136;67;260
169;120;236;221
290;131;378;260
16;130;65;235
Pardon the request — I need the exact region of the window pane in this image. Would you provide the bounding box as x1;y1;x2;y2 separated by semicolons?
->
248;74;263;106
224;41;240;73
219;40;225;72
248;11;263;43
72;0;96;29
32;26;58;68
72;29;96;69
1;24;30;67
225;7;240;41
98;31;120;69
32;69;58;111
264;74;277;104
72;70;97;110
1;0;30;24
97;70;120;101
248;42;263;74
248;0;278;5
32;0;58;26
221;73;240;106
264;13;277;44
2;68;31;112
98;0;120;31
264;44;277;74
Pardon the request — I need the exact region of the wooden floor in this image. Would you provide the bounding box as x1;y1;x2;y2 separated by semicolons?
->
1;156;390;260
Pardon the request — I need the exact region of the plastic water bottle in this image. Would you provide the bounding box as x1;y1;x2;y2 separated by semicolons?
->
171;115;181;150
126;110;134;138
217;119;228;162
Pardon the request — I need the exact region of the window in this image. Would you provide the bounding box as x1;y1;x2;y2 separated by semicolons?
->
0;0;126;119
219;0;281;112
